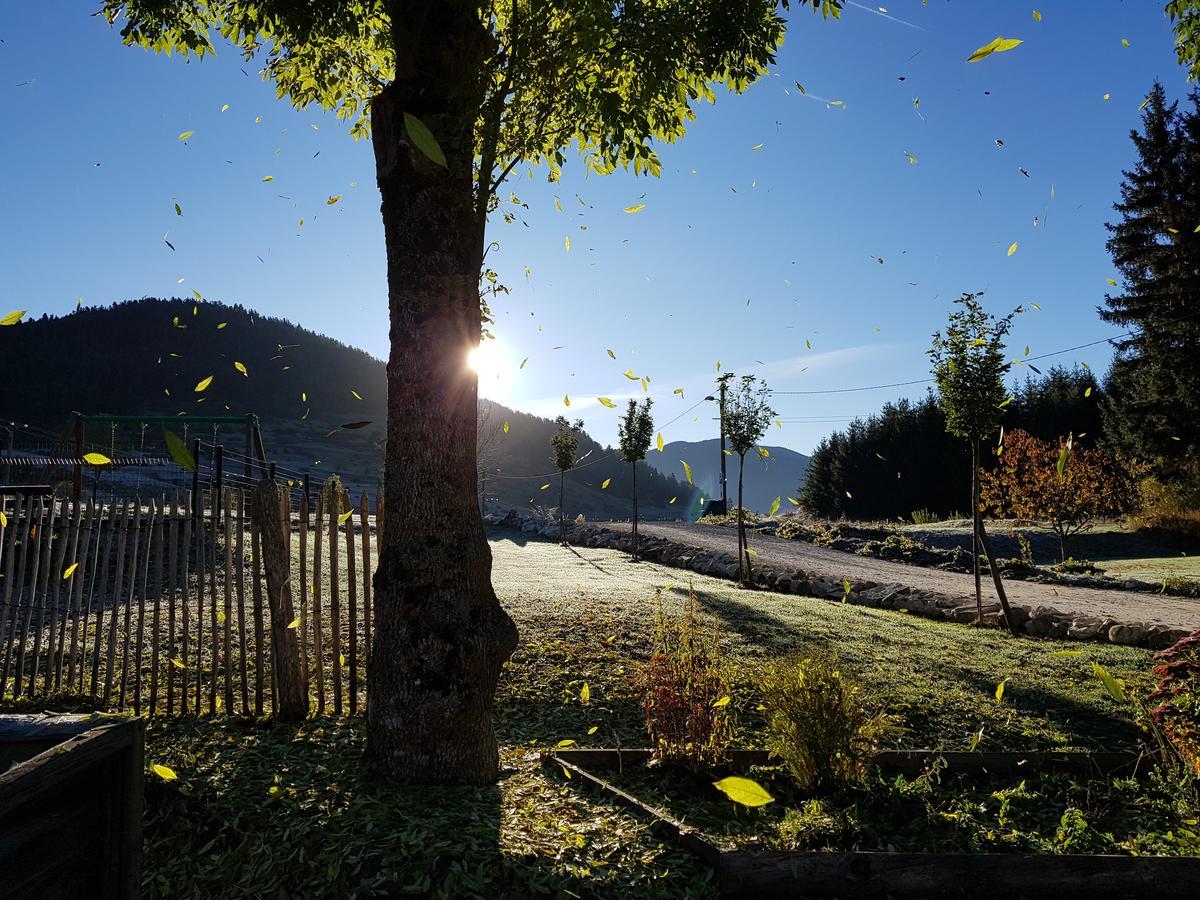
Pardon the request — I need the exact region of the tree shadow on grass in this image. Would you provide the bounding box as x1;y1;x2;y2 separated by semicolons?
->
141;716;715;899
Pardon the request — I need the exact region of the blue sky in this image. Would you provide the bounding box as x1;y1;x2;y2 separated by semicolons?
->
1;2;1193;454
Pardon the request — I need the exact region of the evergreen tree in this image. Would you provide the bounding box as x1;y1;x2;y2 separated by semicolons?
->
1101;83;1200;494
617;399;654;561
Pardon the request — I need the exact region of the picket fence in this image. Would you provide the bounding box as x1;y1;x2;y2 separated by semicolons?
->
0;485;383;718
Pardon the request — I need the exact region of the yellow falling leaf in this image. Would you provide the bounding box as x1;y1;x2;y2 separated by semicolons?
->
669;497;677;504
287;616;301;629
1;310;26;326
339;510;353;524
150;763;178;782
220;103;230;112
217;611;226;624
195;375;213;393
601;478;611;489
598;397;616;408
83;452;112;466
680;460;693;484
712;776;774;807
503;421;510;433
540;483;550;491
234;361;248;377
656;432;664;452
178;130;194;141
712;695;731;709
326;194;342;206
171;658;187;669
262;175;273;182
564;235;570;251
580;682;591;703
1032;9;1042;21
351;390;363;400
624;204;646;213
63;562;80;580
606;349;616;359
564;395;570;407
995;678;1009;702
967;36;1022;63
1007;241;1018;256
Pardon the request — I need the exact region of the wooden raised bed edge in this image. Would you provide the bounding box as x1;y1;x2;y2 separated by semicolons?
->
0;714;145;900
546;748;1200;899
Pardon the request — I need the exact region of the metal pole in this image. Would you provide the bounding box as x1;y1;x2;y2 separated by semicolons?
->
214;445;225;527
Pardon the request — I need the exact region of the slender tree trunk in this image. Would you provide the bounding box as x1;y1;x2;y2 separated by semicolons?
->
366;68;517;784
631;462;639;562
976;525;1021;637
559;470;565;544
738;454;751;585
971;440;983;624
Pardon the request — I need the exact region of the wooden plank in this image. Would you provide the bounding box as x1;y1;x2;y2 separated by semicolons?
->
64;501;96;691
24;500;60;697
311;493;326;715
360;492;372;704
208;488;219;715
252;480;307;722
46;501;81;694
236;490;249;715
118;503;147;710
180;493;193;716
250;501;265;716
298;494;309;694
344;491;358;716
16;501;53;697
223;488;234;715
147;500;166;715
165;497;179;716
0;495;29;698
328;491;343;716
88;502;119;698
102;503;130;706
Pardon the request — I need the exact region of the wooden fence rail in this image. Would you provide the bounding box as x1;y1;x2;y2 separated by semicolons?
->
0;484;380;719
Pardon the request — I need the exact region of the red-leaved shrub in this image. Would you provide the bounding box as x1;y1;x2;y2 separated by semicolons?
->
1148;629;1200;775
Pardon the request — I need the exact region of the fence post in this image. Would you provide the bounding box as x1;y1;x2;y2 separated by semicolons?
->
214;445;224;529
252;479;308;722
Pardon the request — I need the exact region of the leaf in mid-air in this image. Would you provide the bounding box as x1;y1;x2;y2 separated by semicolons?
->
680;460;693;485
164;430;197;472
1092;662;1126;701
1007;241;1018;256
326;194;342;206
657;432;664;452
995;678;1009;701
234;361;248;376
403;112;447;167
601;478;611;489
967;36;1022;63
178;130;193;140
624;204;646;213
769;497;781;518
151;763;178;781
194;375;213;393
598;397;616;408
83;452;112;466
712;776;774;807
63;563;80;580
1;309;26;326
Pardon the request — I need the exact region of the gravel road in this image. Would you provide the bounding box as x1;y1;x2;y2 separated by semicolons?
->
600;521;1200;630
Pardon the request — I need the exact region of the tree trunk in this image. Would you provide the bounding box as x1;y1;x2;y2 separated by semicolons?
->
738;454;751;585
971;440;983;624
366;81;518;785
976;525;1021;637
632;462;639;562
559;470;565;544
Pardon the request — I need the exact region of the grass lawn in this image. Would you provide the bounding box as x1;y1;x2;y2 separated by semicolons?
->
17;533;1194;897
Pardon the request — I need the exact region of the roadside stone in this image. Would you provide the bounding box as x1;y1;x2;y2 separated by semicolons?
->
1108;623;1149;646
1067;616;1106;640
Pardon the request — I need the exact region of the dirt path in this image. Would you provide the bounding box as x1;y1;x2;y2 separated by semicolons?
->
601;521;1200;630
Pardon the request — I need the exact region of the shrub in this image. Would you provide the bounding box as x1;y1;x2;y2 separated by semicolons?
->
1056;557;1103;576
1148;629;1200;775
636;587;733;768
697;508;761;527
1163;577;1200;599
910;508;941;525
1134;476;1200;536
760;657;892;793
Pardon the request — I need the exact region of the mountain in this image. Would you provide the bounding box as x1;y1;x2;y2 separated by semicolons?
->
647;439;810;514
0;298;695;518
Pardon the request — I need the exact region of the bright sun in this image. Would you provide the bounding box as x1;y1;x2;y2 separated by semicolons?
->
466;338;513;402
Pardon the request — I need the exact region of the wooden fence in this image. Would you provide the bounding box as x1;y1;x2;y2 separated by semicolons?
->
0;484;384;718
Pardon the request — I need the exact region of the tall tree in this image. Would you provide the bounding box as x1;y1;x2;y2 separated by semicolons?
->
101;0;843;784
550;416;583;544
1101;83;1200;496
617;399;654;561
929;293;1020;635
723;376;774;585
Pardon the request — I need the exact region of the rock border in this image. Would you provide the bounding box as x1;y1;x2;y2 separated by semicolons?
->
485;510;1191;651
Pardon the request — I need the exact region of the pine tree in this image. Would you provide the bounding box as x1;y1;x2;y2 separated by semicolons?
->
1101;83;1200;493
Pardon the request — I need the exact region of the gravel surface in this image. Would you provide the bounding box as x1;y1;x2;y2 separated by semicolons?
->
599;521;1200;630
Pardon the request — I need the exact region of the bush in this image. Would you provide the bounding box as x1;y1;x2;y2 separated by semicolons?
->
760;657;892;793
1134;476;1200;536
1056;558;1103;576
636;587;733;768
697;508;761;527
1148;629;1200;775
1163;577;1200;599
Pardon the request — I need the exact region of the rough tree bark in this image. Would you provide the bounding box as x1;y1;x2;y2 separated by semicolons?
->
365;16;518;784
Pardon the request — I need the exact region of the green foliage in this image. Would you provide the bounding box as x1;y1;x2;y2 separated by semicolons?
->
929;292;1020;442
1056;558;1103;576
696;508;762;527
319;473;346;509
636;587;733;768
617;399;654;465
103;0;842;198
723;376;775;459
1168;1;1200;81
1101;83;1200;494
760;657;892;793
549;416;583;473
910;508;941;525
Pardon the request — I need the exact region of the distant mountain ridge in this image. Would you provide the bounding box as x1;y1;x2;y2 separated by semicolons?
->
0;298;695;518
647;438;810;514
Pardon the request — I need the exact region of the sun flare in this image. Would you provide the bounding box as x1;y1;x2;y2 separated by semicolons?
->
466;338;514;402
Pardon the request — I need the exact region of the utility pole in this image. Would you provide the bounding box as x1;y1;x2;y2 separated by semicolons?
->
716;373;734;512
